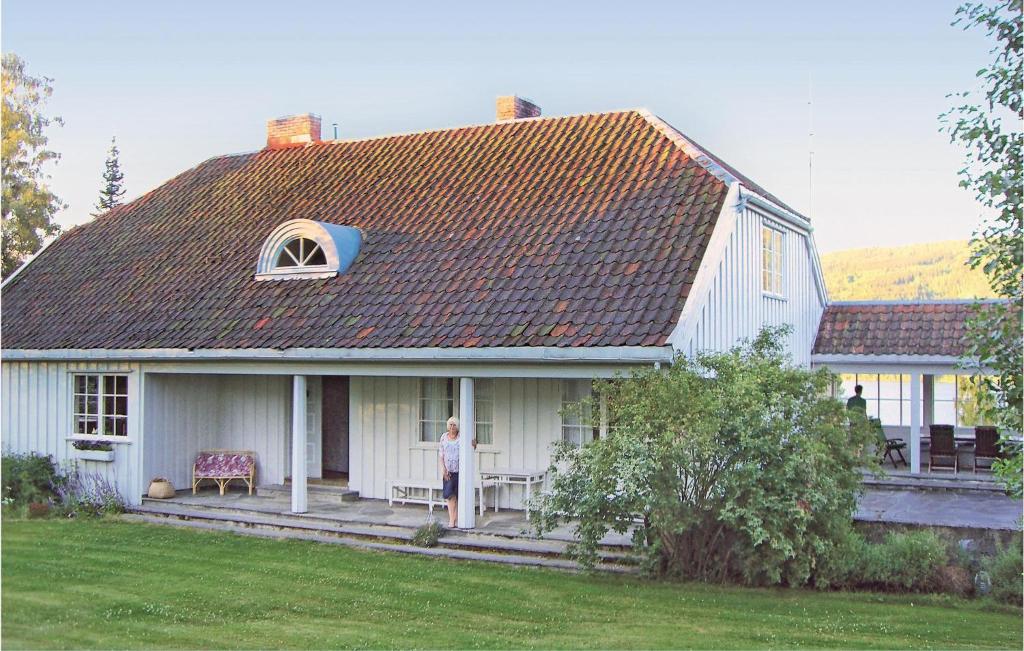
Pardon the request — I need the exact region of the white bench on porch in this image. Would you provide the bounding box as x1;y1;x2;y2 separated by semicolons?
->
387;479;496;516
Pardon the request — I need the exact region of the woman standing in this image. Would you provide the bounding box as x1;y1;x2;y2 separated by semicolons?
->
438;416;475;528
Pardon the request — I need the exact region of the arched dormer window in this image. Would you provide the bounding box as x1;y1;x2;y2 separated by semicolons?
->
255;219;361;281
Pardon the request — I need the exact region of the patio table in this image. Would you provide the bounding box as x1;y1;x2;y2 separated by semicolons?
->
477;467;547;515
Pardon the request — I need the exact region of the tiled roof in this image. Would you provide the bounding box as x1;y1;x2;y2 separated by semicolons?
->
2;110;739;351
813;301;997;357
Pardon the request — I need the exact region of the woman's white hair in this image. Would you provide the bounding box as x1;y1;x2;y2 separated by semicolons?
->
446;416;460;430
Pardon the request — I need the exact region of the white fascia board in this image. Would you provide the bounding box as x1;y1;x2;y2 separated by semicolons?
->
0;237;57;290
811;354;989;375
666;182;741;351
741;189;829;306
2;345;674;364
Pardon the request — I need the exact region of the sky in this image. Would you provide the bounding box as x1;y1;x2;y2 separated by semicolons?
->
1;0;998;253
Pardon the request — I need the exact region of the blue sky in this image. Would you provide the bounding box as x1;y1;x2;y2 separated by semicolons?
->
2;0;995;252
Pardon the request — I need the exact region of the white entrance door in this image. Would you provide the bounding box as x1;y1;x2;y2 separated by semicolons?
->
305;376;323;479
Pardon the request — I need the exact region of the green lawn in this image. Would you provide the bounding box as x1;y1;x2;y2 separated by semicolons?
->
2;519;1020;650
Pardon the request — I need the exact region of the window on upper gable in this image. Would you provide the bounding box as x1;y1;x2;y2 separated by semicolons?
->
761;224;784;297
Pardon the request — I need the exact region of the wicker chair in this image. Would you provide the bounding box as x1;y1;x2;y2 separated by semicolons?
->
973;426;1003;473
928;424;958;473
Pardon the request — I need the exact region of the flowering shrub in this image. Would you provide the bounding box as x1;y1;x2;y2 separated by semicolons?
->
71;440;114;452
2;451;66;507
56;471;126;517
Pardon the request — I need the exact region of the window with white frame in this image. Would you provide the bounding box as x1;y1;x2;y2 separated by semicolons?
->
475;379;494;445
761;224;784;296
839;373;921;426
561;379;595;446
73;374;128;437
274;237;328;270
419;378;453;442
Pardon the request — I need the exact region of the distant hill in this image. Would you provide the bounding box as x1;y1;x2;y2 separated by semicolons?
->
820;240;995;301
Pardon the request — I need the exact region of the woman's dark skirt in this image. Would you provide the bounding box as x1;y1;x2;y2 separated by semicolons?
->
443;472;459;499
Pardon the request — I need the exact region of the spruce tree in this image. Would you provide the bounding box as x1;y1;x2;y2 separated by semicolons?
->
94;136;125;214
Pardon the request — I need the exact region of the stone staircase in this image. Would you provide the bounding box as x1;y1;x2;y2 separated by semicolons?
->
124;498;637;574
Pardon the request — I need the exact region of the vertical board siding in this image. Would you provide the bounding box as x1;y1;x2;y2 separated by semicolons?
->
682;206;824;365
1;361;144;504
348;376;563;509
144;374;290;492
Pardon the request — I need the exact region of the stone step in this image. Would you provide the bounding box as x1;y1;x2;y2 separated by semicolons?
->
129;501;634;564
257;484;360;501
862;473;1005;494
121;512;636;574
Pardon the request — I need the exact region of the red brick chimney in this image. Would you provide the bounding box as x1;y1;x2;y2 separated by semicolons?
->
266;113;322;149
496;96;541;121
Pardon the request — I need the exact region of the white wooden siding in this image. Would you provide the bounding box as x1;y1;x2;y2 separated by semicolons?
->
679;205;824;365
143;373;290;493
1;360;145;504
349;376;563;509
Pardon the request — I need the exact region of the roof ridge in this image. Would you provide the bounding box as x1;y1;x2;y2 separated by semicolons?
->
829;299;1006;305
305;108;645;149
635;110;740;187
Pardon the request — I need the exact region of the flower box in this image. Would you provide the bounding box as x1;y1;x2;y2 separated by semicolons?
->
75;449;115;462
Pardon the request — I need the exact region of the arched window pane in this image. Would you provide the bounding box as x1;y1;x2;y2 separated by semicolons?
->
306;245;327;266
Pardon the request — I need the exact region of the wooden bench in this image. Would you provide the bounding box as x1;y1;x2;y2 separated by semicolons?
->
192;449;256;495
387;478;495;516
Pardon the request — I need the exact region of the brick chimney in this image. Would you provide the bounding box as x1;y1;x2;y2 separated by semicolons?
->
266;113;322;149
496;96;541;122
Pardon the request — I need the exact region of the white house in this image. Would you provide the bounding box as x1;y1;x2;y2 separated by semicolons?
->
1;97;831;527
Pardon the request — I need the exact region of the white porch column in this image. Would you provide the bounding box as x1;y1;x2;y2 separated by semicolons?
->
291;375;308;513
909;372;922;474
922;374;935;429
458;377;476;529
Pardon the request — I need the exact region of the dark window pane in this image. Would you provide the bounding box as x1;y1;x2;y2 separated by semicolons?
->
113;418;128;437
104;376;116;395
86;394;98;415
104;396;116;416
75;394;87;414
307;246;327;266
116;375;127;395
115;396;128;417
86;375;98;394
79;417;98;435
75;375;86;393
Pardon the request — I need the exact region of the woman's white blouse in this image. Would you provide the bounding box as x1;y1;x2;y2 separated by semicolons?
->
438;434;460;473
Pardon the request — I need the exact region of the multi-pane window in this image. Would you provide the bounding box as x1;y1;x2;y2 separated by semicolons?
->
73;374;128;437
839;373;920;426
274;237;327;270
761;225;784;296
419;378;453;442
561;379;595;446
475;379;494;445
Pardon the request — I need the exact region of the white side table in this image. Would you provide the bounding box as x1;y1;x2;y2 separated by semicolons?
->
478;468;547;515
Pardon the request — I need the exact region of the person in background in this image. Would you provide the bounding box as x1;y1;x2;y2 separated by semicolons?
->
847;384;867;413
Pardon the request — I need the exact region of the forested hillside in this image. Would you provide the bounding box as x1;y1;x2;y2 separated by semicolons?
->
821;240;995;301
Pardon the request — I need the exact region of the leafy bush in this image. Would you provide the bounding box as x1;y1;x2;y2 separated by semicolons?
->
816;530;948;593
2;452;65;506
531;327;878;585
986;535;1023;605
56;471;125;518
412;521;444;548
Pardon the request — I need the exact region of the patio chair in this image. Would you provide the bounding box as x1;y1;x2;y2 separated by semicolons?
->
928;424;958;473
973;426;1003;474
873;418;907;469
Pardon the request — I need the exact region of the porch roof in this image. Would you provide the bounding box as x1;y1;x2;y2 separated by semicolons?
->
812;300;1005;359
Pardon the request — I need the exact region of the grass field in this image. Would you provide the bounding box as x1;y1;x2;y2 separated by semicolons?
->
2;519;1021;650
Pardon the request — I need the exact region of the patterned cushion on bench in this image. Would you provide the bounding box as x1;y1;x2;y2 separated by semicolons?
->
194;452;253;478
